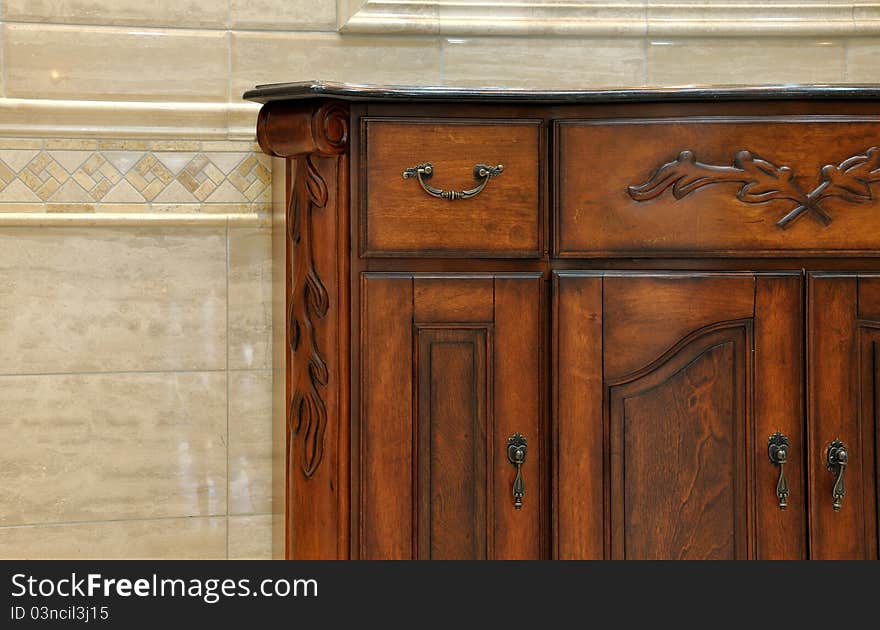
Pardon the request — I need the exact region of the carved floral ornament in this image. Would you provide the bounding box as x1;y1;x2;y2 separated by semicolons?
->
628;147;880;229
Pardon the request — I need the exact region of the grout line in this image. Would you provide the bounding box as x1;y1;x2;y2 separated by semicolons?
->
0;21;6;99
226;0;233;111
0;513;276;531
225;222;232;559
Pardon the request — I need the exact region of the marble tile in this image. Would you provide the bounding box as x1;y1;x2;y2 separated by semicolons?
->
846;38;880;82
3;0;228;28
647;38;847;86
438;1;644;36
230;0;337;31
0;99;235;140
228;227;273;370
0;226;227;374
0;372;227;526
441;37;645;88
231;32;442;98
854;5;880;27
228;371;273;515
347;0;440;35
201;140;261;153
45;139;98;150
0;138;43;150
228;515;273;560
0;517;226;559
646;0;855;36
226;104;262;140
3;24;229;102
0;212;242;227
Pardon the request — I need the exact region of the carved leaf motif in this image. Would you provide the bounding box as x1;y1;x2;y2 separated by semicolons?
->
733;151;800;204
305;155;329;208
628;147;880;228
627;150;744;200
818;146;880;203
289;153;332;479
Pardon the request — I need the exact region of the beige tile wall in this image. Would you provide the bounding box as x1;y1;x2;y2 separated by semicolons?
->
0;0;877;561
0;223;274;560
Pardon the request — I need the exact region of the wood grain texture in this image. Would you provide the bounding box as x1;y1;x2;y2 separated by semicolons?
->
553;273;604;559
807;273;879;559
556;272;806;560
856;328;879;558
604;276;756;560
603;274;754;379
611;330;745;559
359;274;542;559
754;275;806;559
361;274;413;559
414;276;494;323
557;118;880;257
417;328;489;560
363;118;543;257
493;274;544;559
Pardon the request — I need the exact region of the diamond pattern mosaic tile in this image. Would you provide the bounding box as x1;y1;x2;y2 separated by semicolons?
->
0;139;271;211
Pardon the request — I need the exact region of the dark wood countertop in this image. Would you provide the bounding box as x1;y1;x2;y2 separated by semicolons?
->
244;80;880;105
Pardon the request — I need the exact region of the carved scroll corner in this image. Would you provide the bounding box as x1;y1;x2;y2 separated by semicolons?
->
255;99;350;158
311;101;350;156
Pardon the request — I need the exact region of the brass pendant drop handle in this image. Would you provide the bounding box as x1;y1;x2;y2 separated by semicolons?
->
768;432;790;510
402;162;503;200
507;433;527;510
826;439;848;511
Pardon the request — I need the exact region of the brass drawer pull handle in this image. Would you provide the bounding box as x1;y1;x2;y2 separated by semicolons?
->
402;162;503;200
506;433;527;510
826;439;848;511
768;432;791;510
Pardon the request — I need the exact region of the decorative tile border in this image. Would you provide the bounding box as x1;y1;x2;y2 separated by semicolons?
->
0;138;271;215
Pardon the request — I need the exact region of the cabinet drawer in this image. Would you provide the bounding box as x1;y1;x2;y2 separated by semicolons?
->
362;118;543;257
555;117;880;257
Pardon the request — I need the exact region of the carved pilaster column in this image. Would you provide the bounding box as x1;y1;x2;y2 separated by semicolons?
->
257;100;350;559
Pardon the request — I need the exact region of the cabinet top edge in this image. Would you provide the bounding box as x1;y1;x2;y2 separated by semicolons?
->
243;80;880;105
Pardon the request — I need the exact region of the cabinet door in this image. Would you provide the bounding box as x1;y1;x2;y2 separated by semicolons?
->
807;273;879;559
358;273;544;559
555;272;805;559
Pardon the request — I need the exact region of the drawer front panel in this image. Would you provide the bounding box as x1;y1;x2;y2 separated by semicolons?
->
556;117;880;256
362;118;543;257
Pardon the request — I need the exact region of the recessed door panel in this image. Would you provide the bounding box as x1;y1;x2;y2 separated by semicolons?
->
416;327;490;560
611;325;747;560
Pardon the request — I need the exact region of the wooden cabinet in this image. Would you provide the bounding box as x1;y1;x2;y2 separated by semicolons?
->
247;82;880;560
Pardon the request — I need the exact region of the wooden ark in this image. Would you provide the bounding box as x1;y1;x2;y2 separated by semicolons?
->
247;82;880;560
